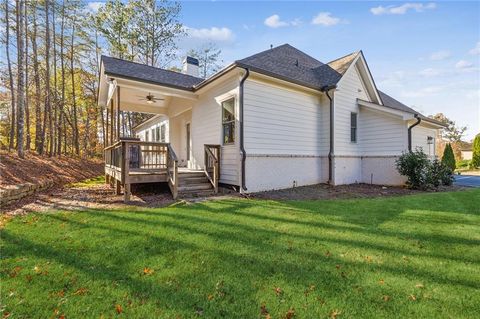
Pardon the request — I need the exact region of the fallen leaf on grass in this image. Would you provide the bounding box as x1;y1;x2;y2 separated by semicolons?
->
207;294;214;301
73;288;88;296
284;308;295;319
9;266;22;278
34;266;41;274
335;264;341;270
59;314;66;319
115;304;123;314
409;295;417;301
383;295;390;302
304;285;316;296
274;287;283;296
329;309;342;318
57;290;65;297
325;251;331;257
415;283;424;289
2;312;11;319
260;303;269;317
378;279;385;285
143;267;154;275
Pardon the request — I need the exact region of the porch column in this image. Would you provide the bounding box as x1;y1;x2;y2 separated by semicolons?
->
110;95;114;145
117;86;121;140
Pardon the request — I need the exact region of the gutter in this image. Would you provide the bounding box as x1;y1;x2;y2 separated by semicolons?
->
321;84;337;184
408;114;421;152
239;68;250;191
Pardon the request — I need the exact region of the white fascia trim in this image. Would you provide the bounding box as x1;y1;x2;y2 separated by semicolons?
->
357;98;414;120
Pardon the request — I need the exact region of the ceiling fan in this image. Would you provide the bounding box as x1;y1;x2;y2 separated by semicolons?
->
137;93;164;104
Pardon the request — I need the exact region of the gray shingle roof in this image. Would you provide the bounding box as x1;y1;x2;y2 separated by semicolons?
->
102;45;432;123
378;91;420;115
236;44;342;90
102;56;203;90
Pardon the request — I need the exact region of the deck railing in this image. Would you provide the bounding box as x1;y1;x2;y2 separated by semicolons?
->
204;144;220;193
104;140;178;199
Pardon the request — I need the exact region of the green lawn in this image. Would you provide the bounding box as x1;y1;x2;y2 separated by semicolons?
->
1;189;479;318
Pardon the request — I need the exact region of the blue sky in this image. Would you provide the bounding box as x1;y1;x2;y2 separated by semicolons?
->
93;1;480;140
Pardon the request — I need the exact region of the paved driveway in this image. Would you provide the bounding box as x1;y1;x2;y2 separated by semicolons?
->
454;175;480;187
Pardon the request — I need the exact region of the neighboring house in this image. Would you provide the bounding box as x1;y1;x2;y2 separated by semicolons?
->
98;44;445;199
461;148;473;160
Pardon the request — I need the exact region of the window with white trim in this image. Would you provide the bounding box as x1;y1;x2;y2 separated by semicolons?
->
222;98;235;144
160;124;166;142
351;112;357;143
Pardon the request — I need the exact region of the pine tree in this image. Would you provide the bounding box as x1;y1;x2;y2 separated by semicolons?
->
442;143;456;171
471;134;480;169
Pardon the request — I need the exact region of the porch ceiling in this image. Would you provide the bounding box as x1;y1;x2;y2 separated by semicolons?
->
98;74;198;114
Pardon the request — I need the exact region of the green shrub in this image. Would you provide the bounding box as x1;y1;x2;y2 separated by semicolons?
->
456;159;471;169
472;133;480;169
396;148;453;190
442;143;456;171
428;159;454;187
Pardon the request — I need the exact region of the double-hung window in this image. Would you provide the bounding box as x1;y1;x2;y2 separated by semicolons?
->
155;127;160;142
222;98;235;144
350;112;357;143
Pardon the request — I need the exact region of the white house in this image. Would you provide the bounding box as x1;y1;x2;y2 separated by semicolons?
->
98;44;445;199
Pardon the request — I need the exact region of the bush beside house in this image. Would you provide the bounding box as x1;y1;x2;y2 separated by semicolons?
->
396;148;453;190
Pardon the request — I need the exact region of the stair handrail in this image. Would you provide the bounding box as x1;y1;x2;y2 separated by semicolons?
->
166;144;178;199
204;144;220;193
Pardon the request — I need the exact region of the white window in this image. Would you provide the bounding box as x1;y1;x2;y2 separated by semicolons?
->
351;112;357;143
160;124;166;142
222;98;235;144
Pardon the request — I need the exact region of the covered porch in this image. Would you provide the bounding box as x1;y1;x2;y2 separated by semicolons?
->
98;61;220;201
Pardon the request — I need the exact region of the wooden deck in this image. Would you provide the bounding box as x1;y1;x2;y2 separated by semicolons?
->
104;140;220;201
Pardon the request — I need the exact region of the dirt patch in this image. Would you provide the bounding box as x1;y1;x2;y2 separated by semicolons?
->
0;151;103;188
250;183;465;201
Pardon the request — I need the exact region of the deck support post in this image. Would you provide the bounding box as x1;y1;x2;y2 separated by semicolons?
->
115;179;121;195
124;183;131;202
105;174;110;184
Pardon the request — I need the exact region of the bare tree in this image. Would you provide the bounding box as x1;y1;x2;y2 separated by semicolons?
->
15;0;25;158
31;0;43;154
5;0;15;150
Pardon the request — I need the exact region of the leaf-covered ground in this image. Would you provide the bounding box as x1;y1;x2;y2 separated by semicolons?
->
1;189;479;318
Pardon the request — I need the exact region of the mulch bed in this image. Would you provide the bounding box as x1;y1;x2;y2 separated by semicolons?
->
249;183;465;201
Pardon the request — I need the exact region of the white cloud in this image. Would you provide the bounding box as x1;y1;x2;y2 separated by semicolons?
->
87;1;103;13
455;60;474;69
469;42;480;55
419;68;442;77
429;50;451;61
264;14;296;28
186;26;234;42
371;2;436;15
311;12;342;26
402;85;443;98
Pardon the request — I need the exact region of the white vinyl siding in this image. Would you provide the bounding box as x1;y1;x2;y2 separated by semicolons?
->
334;66;369;156
244;79;328;155
135;116;169;143
191;76;240;185
359;108;408;156
412;124;437;157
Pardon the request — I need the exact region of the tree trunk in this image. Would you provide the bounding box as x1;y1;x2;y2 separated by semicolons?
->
16;0;25;158
5;0;15;150
24;4;31;150
44;0;53;156
70;20;79;155
58;0;65;155
52;0;58;155
31;2;42;154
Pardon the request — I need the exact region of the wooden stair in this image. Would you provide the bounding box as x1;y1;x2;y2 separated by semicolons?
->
177;169;215;198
